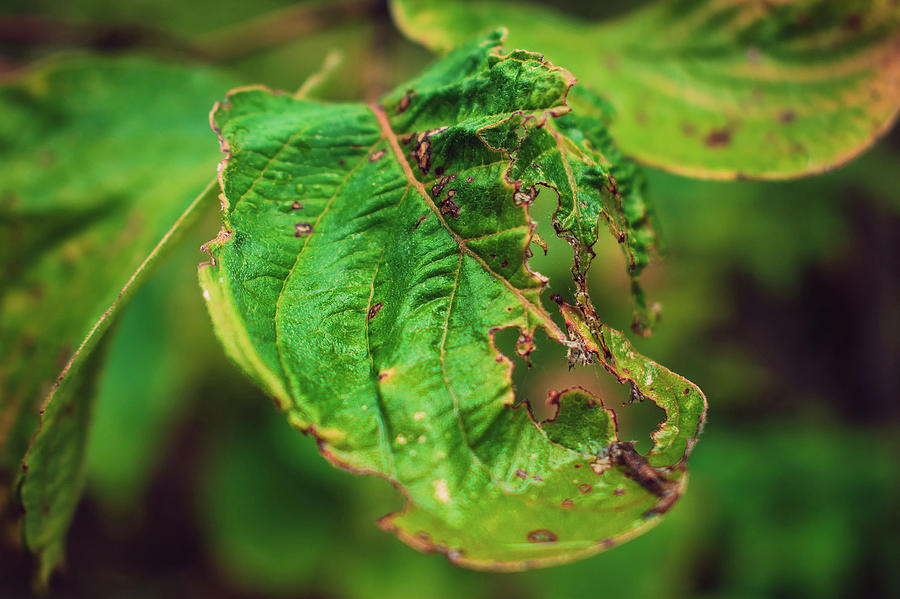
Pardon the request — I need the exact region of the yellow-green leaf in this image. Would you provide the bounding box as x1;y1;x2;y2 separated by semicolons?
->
391;0;900;180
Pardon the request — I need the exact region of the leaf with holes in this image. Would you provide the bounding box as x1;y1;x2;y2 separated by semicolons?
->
391;0;900;180
200;32;706;570
0;56;234;583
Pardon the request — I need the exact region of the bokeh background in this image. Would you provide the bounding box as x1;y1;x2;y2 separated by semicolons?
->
1;1;898;597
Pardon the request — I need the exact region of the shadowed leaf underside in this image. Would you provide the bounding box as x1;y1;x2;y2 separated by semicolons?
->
200;33;706;570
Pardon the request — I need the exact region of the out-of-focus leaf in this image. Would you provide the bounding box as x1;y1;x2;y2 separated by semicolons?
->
391;0;900;180
200;32;705;570
0;56;234;582
84;210;226;513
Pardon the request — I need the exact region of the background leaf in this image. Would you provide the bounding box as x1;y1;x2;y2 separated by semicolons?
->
200;33;705;569
391;0;900;179
0;56;234;582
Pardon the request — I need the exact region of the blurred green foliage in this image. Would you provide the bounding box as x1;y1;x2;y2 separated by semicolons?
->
1;0;898;597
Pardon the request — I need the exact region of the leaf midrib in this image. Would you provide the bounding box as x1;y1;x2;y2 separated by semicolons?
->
369;103;567;343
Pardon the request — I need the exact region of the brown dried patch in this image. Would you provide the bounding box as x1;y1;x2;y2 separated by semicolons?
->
291;200;304;210
590;457;611;476
412;127;449;175
369;149;386;162
438;190;460;218
578;483;593;495
413;214;428;229
294;222;313;236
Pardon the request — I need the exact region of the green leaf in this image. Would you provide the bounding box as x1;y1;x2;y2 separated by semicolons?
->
0;56;234;582
391;0;900;180
200;32;706;570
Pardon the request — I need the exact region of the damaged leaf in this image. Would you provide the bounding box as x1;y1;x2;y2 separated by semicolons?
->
391;0;900;180
0;56;233;583
200;32;705;569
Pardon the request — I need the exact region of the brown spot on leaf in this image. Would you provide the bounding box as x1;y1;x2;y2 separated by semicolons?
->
779;110;796;124
527;529;558;543
291;200;303;210
466;176;473;183
434;165;445;177
501;259;509;268
338;159;346;167
515;469;527;479
413;214;428;229
294;222;313;236
599;537;615;548
578;483;593;495
412;127;448;175
681;123;695;136
561;498;574;509
369;149;386;162
398;90;414;113
705;128;732;148
400;133;415;145
367;301;383;320
683;388;691;395
614;488;626;496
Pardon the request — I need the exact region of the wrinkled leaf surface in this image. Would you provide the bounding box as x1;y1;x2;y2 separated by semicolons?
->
201;33;706;569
